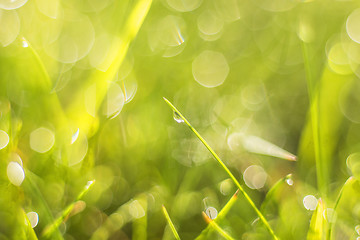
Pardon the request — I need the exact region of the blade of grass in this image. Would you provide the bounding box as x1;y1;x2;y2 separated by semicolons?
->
163;97;279;240
66;0;153;136
42;180;95;238
301;41;327;196
327;177;355;240
201;212;235;240
307;198;326;240
23;209;39;240
23;171;64;240
195;190;239;240
161;205;181;240
261;174;293;213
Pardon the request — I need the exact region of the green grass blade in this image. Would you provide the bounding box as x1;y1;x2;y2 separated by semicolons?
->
195;190;239;240
301;41;327;196
202;212;235;240
261;174;293;213
163;97;279;240
22;209;39;240
327;177;355;240
307;198;326;240
162;205;181;240
42;180;95;238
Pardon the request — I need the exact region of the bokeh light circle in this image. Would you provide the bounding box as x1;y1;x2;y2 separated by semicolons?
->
192;50;229;88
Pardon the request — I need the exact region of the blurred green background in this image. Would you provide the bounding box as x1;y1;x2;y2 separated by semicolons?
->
2;0;360;239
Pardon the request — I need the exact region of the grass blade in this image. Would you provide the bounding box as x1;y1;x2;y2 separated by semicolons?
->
307;198;326;240
301;41;327;196
196;190;239;240
42;180;95;238
261;174;293;213
162;205;181;240
201;212;235;240
327;177;355;240
163;97;279;240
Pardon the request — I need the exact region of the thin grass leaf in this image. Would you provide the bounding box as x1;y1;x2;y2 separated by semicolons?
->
162;205;181;240
327;177;355;240
23;171;64;240
301;41;327;196
307;198;326;240
201;212;235;240
196;190;239;240
261;174;293;213
66;0;153;135
42;180;95;238
163;97;279;240
23;209;39;240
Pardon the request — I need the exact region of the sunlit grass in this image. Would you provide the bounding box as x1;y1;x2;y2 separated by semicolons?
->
163;97;279;240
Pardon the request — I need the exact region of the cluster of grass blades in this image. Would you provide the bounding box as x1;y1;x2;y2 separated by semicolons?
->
163;98;280;240
162;97;360;240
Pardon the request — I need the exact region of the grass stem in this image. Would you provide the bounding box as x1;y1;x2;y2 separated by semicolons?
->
163;97;279;240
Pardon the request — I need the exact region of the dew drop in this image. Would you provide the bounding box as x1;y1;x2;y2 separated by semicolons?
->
26;212;39;228
285;174;293;186
205;207;218;220
173;112;184;123
286;178;293;186
21;37;28;48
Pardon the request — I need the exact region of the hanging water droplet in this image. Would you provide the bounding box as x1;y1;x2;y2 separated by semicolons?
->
173;111;184;123
285;174;293;186
21;37;28;48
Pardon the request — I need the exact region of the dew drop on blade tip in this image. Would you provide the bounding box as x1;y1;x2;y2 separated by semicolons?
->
173;111;184;123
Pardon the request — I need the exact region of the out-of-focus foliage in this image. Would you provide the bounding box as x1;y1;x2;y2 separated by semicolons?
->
2;0;360;239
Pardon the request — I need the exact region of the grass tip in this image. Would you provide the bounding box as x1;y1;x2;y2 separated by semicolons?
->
202;211;212;224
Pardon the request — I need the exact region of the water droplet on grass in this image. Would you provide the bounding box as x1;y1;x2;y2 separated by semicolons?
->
173;112;184;123
21;37;28;47
26;212;39;228
7;161;25;186
71;128;80;144
286;178;293;186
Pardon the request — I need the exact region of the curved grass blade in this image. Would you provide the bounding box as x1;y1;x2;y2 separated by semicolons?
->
261;174;293;213
163;97;279;240
196;190;239;240
307;198;326;240
327;177;355;240
201;212;235;240
23;209;39;240
162;205;181;240
23;170;64;240
42;180;95;238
